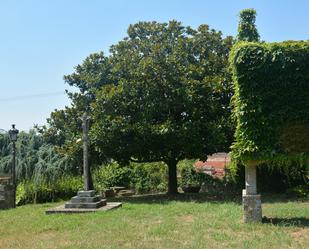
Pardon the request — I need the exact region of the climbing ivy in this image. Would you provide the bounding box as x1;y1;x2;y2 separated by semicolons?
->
230;41;309;166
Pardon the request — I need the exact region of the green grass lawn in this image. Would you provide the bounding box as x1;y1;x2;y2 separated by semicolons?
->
0;193;308;249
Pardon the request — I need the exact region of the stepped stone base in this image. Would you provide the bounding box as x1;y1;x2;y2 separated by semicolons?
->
65;199;106;209
77;190;96;197
242;190;262;223
65;190;106;210
46;189;122;214
46;202;122;214
70;195;100;203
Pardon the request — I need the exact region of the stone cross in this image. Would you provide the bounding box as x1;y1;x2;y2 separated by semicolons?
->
82;113;93;191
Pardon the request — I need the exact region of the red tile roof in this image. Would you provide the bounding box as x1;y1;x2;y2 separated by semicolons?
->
194;153;230;178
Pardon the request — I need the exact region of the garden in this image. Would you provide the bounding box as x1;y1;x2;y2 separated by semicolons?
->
0;7;308;249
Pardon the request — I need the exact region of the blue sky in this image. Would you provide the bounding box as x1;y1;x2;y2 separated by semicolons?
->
0;0;308;131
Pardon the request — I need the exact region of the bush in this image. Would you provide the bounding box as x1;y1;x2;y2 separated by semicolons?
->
93;161;131;190
286;185;309;198
16;176;83;205
178;160;240;194
178;160;211;187
93;161;167;194
129;162;167;194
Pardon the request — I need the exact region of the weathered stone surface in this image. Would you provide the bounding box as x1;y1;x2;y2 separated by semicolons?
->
70;195;100;203
113;186;126;193
243;192;262;223
117;189;135;197
0;185;8;192
46;202;122;214
245;162;257;195
104;189;115;198
65;199;106;209
0;184;15;209
77;190;96;197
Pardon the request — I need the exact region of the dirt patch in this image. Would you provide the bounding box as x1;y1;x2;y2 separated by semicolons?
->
178;215;194;223
290;228;309;244
153;219;163;224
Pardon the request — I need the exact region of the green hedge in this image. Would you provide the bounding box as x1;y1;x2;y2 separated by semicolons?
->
230;41;309;165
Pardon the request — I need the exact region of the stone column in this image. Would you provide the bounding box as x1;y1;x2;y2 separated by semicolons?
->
82;113;93;191
242;161;262;223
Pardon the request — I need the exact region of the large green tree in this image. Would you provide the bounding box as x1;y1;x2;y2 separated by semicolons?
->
91;21;233;194
45;21;233;194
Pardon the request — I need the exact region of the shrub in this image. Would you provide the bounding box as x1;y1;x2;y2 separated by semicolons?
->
16;176;83;205
93;161;167;193
178;160;211;187
286;184;309;198
129;162;167;194
93;161;131;190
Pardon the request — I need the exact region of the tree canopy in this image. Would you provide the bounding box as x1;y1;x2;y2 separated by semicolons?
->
91;21;233;194
237;9;260;42
45;20;234;194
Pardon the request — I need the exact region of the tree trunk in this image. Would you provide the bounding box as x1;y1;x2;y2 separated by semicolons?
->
167;159;178;195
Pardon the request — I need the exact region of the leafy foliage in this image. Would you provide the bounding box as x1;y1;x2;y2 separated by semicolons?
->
93;161;167;194
43;20;234;194
16;176;83;205
178;160;210;187
230;41;309;167
0;130;73;185
90;21;233;193
237;9;260;42
42;52;112;170
128;162;167;193
93;161;131;190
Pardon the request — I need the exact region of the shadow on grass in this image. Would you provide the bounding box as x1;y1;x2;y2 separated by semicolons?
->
109;192;242;205
110;192;308;206
262;216;309;227
261;193;308;204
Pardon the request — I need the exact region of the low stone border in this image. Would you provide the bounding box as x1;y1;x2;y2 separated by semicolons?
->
46;202;122;214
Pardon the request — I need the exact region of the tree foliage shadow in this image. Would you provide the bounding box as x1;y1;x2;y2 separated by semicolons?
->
261;193;308;204
109;192;242;205
262;216;309;227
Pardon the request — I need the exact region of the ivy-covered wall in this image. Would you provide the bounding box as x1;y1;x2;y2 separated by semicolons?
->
230;41;309;165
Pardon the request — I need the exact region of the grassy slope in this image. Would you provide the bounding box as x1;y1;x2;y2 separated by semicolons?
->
0;194;308;249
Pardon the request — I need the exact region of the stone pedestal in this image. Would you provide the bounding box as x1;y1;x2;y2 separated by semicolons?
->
65;190;106;209
242;190;262;223
243;162;262;223
0;184;15;209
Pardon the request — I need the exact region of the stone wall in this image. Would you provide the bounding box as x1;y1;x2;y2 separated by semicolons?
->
0;184;15;209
